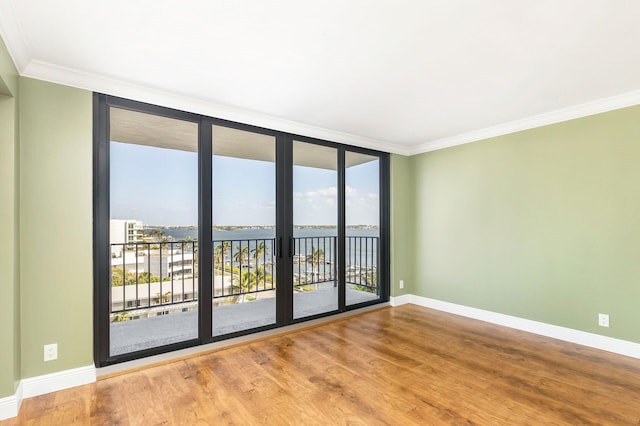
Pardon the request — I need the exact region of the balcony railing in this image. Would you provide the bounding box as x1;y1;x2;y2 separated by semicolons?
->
110;241;199;319
293;236;337;288
212;238;276;301
345;236;379;294
109;236;379;320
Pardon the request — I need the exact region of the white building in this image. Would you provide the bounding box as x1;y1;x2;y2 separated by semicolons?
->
111;249;194;279
148;250;195;279
110;219;144;256
111;279;198;314
111;252;146;274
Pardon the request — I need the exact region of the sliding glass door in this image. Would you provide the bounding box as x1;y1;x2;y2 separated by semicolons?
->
211;125;277;336
107;106;200;357
292;141;339;319
345;151;382;306
94;95;389;366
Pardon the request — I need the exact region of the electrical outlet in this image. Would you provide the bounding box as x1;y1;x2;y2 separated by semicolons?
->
399;280;404;289
44;343;58;361
598;313;609;328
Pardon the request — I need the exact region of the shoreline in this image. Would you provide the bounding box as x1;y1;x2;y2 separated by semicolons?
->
145;224;379;231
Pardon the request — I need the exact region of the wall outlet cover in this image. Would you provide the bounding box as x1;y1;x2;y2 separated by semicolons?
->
44;343;58;361
598;313;609;328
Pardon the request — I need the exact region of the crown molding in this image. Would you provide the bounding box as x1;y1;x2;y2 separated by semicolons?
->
0;0;31;71
13;55;640;158
409;90;640;155
0;0;411;155
5;0;638;158
20;59;412;155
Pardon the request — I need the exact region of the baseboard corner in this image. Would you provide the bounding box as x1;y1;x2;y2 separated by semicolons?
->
390;293;413;306
0;381;23;421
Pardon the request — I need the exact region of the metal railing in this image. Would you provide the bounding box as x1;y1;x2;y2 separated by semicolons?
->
213;238;276;300
110;236;379;318
345;236;379;294
110;241;198;317
293;236;337;289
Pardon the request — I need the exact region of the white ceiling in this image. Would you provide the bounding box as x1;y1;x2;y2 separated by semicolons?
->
1;0;640;155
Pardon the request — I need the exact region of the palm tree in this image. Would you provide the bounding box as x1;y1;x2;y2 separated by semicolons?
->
214;241;232;271
233;244;250;270
160;235;172;250
214;244;224;270
231;270;256;303
214;241;231;298
251;241;268;269
307;246;325;279
307;246;324;266
221;241;231;264
146;228;165;240
183;235;193;253
254;266;267;290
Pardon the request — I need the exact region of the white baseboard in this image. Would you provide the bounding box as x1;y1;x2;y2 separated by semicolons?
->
0;365;96;420
389;293;413;307
22;365;96;399
0;382;22;421
4;296;639;420
392;294;640;360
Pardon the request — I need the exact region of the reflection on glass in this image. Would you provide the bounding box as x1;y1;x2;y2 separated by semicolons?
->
293;141;339;319
212;125;276;336
109;107;199;356
345;152;380;306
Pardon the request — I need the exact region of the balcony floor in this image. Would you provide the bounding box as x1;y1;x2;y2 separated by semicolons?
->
110;286;379;356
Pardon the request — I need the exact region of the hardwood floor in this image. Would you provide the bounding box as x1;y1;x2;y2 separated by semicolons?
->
5;304;640;425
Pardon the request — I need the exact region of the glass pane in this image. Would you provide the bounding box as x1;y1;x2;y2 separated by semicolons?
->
212;125;276;336
109;107;199;356
293;141;338;319
345;152;380;305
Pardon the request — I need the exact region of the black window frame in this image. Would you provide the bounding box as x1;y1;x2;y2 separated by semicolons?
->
93;93;390;367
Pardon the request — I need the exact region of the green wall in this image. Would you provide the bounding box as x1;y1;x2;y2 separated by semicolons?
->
0;38;17;96
2;35;640;401
390;154;415;296
0;37;20;398
412;105;640;343
19;78;93;378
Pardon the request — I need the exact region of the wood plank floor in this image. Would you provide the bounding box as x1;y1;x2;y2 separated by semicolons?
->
4;304;640;425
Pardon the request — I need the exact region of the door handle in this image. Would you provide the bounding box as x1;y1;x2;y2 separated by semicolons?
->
289;237;295;257
277;237;282;258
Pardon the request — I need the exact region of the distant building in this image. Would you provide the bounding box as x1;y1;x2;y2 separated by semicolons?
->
111;252;146;273
110;248;196;314
148;249;195;279
110;219;144;256
111;248;194;279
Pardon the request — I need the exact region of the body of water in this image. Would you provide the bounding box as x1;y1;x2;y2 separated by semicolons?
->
151;227;378;241
147;227;380;269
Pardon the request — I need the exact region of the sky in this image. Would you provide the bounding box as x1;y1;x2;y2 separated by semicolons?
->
110;142;379;226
